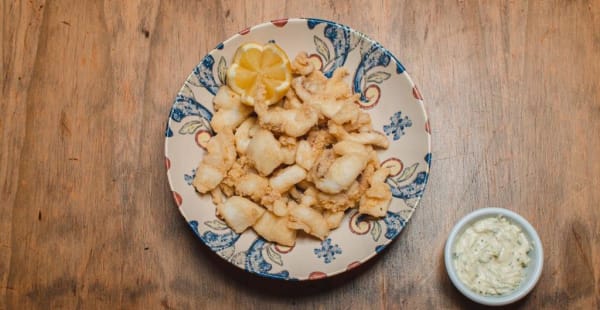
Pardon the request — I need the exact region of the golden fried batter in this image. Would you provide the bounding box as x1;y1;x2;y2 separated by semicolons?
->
194;52;392;246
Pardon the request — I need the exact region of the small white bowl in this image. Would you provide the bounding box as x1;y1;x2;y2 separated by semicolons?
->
444;208;544;306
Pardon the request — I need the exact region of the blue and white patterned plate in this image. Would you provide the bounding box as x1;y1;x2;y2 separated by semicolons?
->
165;18;431;280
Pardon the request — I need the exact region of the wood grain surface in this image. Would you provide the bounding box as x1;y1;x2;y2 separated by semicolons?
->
2;0;600;309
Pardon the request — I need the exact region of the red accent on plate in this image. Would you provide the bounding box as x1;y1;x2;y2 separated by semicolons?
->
195;130;211;150
172;191;182;207
274;244;294;254
349;212;371;235
412;85;423;100
308;271;327;280
271;18;288;27
347;261;361;270
165;157;171;170
381;158;404;177
425;119;431;134
358;84;381;110
239;27;250;35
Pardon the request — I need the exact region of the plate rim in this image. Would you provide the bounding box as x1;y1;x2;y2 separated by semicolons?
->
164;17;432;280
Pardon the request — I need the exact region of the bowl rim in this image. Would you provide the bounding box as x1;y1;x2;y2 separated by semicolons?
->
444;207;544;306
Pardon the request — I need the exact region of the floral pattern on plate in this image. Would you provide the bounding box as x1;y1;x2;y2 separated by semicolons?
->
165;18;431;280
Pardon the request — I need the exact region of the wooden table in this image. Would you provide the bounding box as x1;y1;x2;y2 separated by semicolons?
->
2;1;599;308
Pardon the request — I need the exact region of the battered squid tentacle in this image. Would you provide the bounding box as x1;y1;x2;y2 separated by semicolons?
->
359;167;392;217
210;86;254;133
192;129;236;193
291;52;315;76
329;122;390;149
254;97;319;138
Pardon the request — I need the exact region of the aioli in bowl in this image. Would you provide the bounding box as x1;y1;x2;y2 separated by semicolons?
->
445;208;544;306
452;216;532;295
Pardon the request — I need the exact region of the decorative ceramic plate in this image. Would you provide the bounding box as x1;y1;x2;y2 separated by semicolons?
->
165;18;431;280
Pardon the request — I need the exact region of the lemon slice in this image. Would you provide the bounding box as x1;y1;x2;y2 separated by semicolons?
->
227;42;292;106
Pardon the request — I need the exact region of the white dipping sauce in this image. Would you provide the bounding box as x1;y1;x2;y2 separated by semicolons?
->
453;216;531;295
